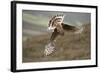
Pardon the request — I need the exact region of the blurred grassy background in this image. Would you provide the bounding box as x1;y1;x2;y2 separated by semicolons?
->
22;10;91;63
22;24;91;63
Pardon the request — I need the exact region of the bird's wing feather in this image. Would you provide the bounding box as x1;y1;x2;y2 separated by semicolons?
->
62;23;78;31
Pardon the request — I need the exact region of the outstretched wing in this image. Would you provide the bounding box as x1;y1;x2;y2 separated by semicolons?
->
48;14;64;31
62;23;77;31
62;23;83;34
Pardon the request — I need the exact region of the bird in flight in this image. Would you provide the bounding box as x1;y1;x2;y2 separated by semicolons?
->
44;14;83;56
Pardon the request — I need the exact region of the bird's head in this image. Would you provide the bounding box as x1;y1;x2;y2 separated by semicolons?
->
48;14;64;32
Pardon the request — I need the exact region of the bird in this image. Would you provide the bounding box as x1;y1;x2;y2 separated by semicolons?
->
44;14;84;56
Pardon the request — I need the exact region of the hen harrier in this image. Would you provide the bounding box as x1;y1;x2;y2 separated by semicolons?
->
44;14;83;56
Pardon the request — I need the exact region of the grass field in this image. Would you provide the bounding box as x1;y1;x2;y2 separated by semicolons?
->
22;24;91;63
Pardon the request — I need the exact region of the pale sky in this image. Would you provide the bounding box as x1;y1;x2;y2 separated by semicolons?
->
23;10;91;27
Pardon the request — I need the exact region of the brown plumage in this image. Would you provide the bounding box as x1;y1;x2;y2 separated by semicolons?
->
50;23;78;42
44;14;83;55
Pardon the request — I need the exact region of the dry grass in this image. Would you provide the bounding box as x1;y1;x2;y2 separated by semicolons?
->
22;24;91;63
